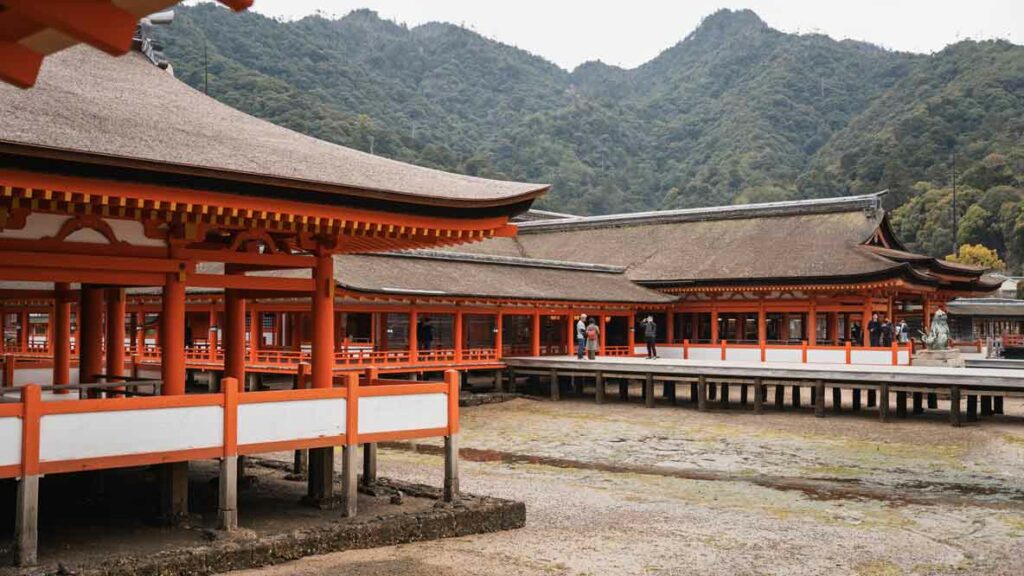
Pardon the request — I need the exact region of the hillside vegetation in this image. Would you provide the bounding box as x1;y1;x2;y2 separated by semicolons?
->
156;5;1024;269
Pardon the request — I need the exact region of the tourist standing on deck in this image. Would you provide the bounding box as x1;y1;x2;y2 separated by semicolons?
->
868;313;881;347
880;316;893;347
585;317;600;360
421;317;434;351
640;315;658;359
576;313;588;359
851;322;862;345
896;319;909;344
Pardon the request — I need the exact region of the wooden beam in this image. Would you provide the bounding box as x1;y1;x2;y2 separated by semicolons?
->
0;251;183;274
189;274;314;292
183;248;315;269
0;267;165;286
0;41;42;89
4;0;137;56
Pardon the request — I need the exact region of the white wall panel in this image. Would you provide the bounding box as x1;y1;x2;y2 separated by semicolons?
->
359;393;448;435
238;398;346;446
39;406;222;462
765;348;803;363
725;348;760;363
0;417;21;467
807;349;847;364
851;350;893;365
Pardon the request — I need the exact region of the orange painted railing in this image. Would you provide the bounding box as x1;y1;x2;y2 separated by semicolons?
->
604;345;632;357
0;370;460;480
659;339;915;366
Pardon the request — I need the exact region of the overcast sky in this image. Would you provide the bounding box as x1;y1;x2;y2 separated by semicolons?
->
229;0;1024;70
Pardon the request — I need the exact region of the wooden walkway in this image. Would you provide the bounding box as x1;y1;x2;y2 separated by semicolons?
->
504;356;1024;426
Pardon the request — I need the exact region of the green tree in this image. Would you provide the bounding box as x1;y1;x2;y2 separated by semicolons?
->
946;244;1006;270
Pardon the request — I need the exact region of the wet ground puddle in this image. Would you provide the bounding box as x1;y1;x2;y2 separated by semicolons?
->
381;442;1024;510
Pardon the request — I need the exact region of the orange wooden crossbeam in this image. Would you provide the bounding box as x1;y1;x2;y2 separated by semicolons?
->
0;40;43;89
189;274;314;292
4;0;138;56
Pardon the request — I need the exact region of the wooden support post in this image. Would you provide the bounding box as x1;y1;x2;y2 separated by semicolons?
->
311;253;335;390
966;395;978;421
508;368;516;393
708;382;717;401
342;444;358;517
595;372;605;404
550;368;560;401
753;378;763;414
408;309;418;362
927;393;938;410
444;434;460;502
774;383;784;410
949;386;961;427
814;380;825;418
912;392;924;414
52;283;72;393
740;384;748;406
690;382;698;404
494;313;503;360
832;386;842;413
79;285;105;386
444;369;460;502
810;382;817;406
218;455;238;531
15;475;39;566
161;273;186;396
879;384;890;422
531;312;541;356
362;443;377;487
994;396;1004;415
719;383;730;409
454;310;463;362
791;385;801;409
852;389;862;411
619;379;628;401
160;461;189;524
867;389;877;408
306;447;335;508
106;288;126;381
697;375;708;412
645;373;655;408
896;391;908;418
2;354;13;388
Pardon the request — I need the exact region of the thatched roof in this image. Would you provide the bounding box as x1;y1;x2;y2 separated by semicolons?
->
460;193;1000;293
0;47;548;210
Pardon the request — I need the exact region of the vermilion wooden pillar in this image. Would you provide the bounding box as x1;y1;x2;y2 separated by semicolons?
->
78;285;105;384
19;311;28;352
408;310;418;360
807;301;817;346
248;306;259;363
52;283;72;392
454;310;463;361
862;297;872;347
106;288;126;379
710;305;719;344
161;273;186;396
665;311;674;344
494;313;503;359
530;311;541;356
599;314;607;355
224;290;246;392
311;253;334;389
757;303;767;344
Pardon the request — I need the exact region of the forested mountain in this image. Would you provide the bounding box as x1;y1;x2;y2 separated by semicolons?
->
155;5;1024;268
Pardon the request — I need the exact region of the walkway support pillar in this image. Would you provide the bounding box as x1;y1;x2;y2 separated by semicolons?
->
15;474;38;566
309;252;338;509
106;288;126;381
645;373;655;408
595;372;605;404
78;285;105;385
444;369;460;502
225;290;246;390
814;380;825;417
362;443;377;487
160;266;188;522
52;282;72;393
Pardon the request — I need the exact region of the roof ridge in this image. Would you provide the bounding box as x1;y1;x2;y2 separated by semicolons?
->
384;250;626;273
518;191;887;233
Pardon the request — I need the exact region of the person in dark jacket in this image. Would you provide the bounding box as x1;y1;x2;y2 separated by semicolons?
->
868;313;881;347
879;316;894;347
640;315;658;359
851;322;862;345
421;318;433;351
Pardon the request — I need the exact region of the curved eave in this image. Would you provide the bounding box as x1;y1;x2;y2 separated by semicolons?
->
638;262;1000;294
0;143;549;215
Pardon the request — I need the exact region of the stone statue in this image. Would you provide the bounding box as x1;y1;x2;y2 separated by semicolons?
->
919;309;950;350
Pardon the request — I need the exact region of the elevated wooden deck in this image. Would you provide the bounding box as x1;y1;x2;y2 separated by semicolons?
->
504;356;1024;426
